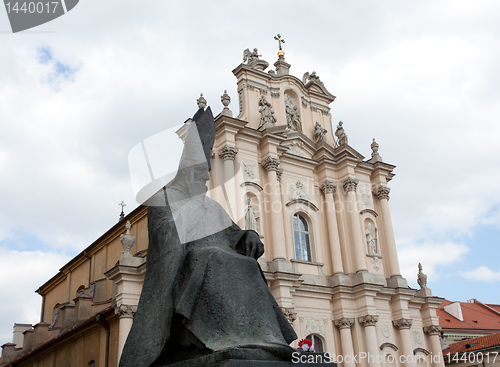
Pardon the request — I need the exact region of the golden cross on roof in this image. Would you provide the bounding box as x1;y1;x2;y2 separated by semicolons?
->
274;34;285;57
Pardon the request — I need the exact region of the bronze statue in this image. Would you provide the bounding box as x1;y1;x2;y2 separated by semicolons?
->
119;107;296;367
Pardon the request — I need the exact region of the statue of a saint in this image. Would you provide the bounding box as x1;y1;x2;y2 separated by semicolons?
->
285;95;301;131
314;122;327;143
365;223;377;254
258;96;277;129
119;107;296;367
335;121;348;146
417;263;428;289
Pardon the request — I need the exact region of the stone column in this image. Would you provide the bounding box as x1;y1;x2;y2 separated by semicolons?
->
334;317;356;367
393;318;415;367
262;156;287;260
424;325;444;367
219;145;239;221
320;180;344;274
342;177;367;272
115;305;137;359
373;186;401;278
359;315;382;367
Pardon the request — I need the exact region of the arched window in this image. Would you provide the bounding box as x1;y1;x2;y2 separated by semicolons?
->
306;334;324;352
88;361;95;367
293;214;311;262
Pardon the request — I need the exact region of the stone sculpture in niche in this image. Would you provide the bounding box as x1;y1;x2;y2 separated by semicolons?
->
119;107;296;367
285;94;301;131
244;198;259;233
314;122;327;143
365;223;377;255
258;95;277;129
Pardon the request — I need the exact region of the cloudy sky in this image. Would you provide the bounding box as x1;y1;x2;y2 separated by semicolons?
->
1;0;500;343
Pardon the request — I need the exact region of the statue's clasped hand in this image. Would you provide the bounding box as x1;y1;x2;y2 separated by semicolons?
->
236;230;264;260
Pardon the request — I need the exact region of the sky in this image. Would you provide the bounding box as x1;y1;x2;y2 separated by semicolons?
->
1;0;500;344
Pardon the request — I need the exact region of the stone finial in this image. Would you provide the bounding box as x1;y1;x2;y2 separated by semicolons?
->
369;138;383;163
114;304;137;319
320;180;337;195
334;317;355;330
335;121;348;146
373;185;390;200
393;318;413;330
218;145;239;161
342;177;359;193
120;221;136;256
358;315;379;327
197;93;207;109
261;156;281;173
221;90;232;117
423;325;441;336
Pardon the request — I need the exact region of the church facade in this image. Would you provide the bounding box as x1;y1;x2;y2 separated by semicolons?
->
1;48;444;367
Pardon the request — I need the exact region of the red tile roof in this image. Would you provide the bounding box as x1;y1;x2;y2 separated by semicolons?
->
438;299;500;332
444;332;500;356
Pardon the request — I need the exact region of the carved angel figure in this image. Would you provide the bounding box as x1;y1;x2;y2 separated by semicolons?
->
243;48;261;64
314;122;327;143
302;71;323;85
258;96;276;128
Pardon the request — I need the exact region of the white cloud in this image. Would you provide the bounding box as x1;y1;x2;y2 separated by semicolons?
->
0;0;500;345
399;242;470;288
0;247;71;343
461;266;500;283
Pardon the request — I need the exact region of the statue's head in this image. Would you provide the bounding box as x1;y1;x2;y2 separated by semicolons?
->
172;107;215;195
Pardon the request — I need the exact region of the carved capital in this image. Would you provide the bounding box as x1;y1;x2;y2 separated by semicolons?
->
373;186;391;200
342;177;359;193
393;318;413;330
423;325;441;336
334;317;355;330
320;180;337;195
358;314;379;327
114;304;137;319
277;168;284;181
261;156;281;172
218;145;239;161
281;307;297;324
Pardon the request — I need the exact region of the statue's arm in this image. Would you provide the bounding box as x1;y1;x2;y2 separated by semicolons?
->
230;227;264;260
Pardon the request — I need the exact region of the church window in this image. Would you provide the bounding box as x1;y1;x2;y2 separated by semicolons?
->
306;334;324;352
293;214;311;262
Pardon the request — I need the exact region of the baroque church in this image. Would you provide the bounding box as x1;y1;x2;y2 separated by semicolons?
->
0;46;444;367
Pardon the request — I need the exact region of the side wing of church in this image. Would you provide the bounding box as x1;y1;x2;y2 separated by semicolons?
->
0;48;444;367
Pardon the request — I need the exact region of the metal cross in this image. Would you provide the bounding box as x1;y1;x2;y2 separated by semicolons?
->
119;201;126;221
274;34;285;50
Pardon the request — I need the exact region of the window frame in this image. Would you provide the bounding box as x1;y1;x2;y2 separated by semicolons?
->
292;213;312;262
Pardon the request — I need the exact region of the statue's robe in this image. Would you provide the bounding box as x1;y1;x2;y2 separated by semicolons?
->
119;189;297;367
